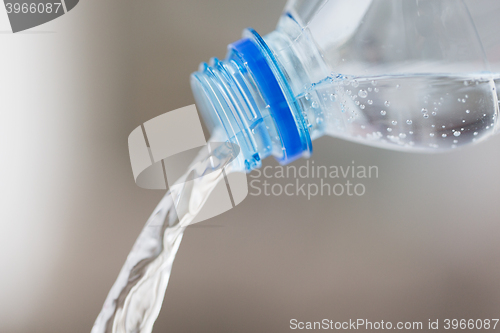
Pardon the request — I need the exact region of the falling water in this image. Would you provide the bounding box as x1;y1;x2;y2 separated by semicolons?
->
91;137;242;333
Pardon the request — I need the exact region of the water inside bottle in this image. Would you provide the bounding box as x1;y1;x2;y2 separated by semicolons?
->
298;73;500;150
91;135;239;333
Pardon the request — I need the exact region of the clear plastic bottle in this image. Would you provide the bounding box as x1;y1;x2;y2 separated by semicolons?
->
191;0;500;171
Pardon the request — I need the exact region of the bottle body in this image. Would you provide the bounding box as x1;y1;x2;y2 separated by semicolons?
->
192;0;500;171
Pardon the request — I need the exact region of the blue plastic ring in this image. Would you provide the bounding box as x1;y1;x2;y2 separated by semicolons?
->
230;38;304;164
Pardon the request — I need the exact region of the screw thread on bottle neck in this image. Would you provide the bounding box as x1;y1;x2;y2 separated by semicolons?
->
191;29;312;171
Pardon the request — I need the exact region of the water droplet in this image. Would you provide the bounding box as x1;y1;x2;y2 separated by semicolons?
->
316;117;324;125
464;80;469;86
384;101;391;107
329;93;336;101
406;120;413;125
423;113;429;119
367;100;373;105
465;94;468;98
473;132;478;136
462;119;466;123
312;101;319;108
466;110;470;114
421;108;428;113
346;90;352;96
432;112;437;116
360;104;365;109
351;80;359;87
442;125;446;128
430;133;435;137
367;87;372;92
462;99;466;103
305;93;311;101
442;133;447;138
431;124;435;128
387;128;392;132
434;107;438;112
358;90;368;98
453;140;458;144
374;88;379;93
453;131;461;137
355;101;360;105
409;131;414;135
380;110;387;116
396;84;400;89
371;80;377;86
399;133;406;139
392;120;398;125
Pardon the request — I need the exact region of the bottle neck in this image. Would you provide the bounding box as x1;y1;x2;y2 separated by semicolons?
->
191;28;312;172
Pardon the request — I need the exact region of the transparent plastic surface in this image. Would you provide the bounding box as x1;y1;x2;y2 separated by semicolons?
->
267;0;500;151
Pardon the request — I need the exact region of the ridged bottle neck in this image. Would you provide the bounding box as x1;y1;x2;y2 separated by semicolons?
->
191;29;312;171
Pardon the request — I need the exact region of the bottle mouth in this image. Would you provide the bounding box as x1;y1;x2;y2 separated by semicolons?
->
191;57;269;171
191;28;312;171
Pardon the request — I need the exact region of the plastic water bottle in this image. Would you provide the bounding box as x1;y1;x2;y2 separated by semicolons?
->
191;0;500;171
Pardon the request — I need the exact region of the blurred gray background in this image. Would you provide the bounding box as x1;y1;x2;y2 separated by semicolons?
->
1;1;500;332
